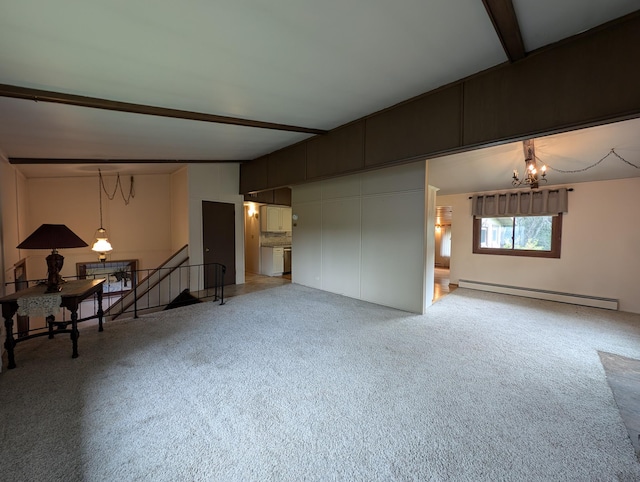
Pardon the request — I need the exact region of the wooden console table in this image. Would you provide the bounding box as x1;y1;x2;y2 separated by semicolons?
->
1;279;105;369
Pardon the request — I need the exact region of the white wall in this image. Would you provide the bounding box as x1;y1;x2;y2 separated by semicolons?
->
1;165;245;287
292;161;431;313
438;177;640;314
1;160;29;291
425;185;437;306
187;164;245;285
25;174;173;279
0;159;28;370
170;167;189;252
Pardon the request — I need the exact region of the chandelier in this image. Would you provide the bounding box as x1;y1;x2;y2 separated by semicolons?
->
512;139;547;189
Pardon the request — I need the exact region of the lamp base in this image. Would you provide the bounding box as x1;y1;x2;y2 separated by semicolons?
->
46;251;65;293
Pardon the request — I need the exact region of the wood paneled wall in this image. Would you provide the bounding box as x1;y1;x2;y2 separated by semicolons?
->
240;12;640;194
244;187;291;206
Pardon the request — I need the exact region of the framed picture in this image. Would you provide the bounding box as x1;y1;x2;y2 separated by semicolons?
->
77;259;138;295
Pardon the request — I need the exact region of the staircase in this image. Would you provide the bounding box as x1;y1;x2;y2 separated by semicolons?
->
105;245;225;320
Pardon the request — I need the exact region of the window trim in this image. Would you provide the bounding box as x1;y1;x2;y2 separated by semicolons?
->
472;214;563;258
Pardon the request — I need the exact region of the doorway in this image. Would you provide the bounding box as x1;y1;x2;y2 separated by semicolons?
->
434;205;454;303
202;201;236;287
244;203;261;274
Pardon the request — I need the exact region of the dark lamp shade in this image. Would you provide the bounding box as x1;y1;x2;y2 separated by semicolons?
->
17;224;89;250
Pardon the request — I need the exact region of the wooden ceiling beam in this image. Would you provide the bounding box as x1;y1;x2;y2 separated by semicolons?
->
0;83;328;136
482;0;526;61
8;158;248;164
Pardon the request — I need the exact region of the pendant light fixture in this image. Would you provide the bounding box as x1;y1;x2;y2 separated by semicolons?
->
92;169;113;262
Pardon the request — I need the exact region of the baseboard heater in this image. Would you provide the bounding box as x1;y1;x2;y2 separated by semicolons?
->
458;279;618;311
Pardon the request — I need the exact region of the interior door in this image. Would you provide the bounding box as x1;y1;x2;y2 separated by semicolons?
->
202;201;236;287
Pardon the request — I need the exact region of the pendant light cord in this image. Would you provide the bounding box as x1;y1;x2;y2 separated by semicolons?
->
98;172;104;229
98;169;136;205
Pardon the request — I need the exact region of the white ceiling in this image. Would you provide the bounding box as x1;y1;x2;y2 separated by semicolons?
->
1;1;639;192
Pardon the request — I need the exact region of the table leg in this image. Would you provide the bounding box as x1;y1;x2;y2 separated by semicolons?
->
47;315;55;339
70;310;79;359
97;289;104;332
4;316;16;369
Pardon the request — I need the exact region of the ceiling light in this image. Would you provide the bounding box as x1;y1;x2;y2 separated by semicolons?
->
512;139;547;189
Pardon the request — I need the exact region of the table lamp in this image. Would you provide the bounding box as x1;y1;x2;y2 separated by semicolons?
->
17;224;89;292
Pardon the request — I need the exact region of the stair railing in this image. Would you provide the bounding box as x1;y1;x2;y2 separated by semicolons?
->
2;261;227;337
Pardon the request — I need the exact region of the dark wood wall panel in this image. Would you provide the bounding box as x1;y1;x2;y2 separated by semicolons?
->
463;13;640;145
306;121;365;180
244;189;273;204
244;187;291;205
273;187;292;206
267;143;307;188
239;156;268;193
364;86;462;167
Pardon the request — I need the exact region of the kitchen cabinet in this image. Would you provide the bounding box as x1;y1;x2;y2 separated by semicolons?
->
261;206;292;232
261;246;285;276
281;207;292;231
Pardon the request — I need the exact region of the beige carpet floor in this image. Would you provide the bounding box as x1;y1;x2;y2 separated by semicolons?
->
1;285;640;481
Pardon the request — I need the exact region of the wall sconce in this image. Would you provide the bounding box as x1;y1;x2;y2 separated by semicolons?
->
435;224;441;231
247;204;258;219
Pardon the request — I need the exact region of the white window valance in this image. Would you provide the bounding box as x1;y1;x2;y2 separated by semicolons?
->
471;188;569;217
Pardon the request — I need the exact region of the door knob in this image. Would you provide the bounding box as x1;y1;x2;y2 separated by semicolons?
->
205;248;210;252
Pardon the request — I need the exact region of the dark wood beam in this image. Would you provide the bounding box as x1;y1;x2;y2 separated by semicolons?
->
0;83;328;136
482;0;526;61
8;158;248;164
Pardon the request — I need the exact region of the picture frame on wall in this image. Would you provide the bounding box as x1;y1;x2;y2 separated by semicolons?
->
76;260;138;296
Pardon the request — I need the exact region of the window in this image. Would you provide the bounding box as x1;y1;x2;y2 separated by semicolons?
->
439;225;451;258
473;214;562;258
